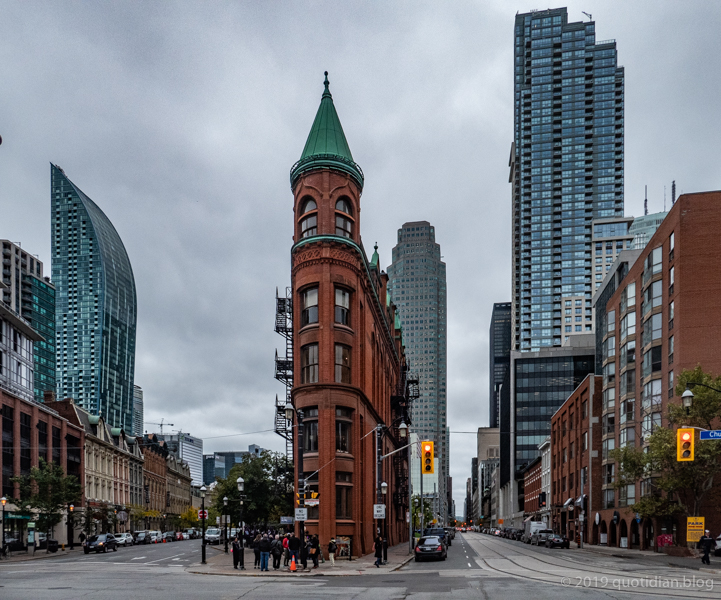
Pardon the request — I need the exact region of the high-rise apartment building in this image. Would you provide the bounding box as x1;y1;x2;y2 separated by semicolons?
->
511;8;624;352
629;211;667;249
489;303;511;428
1;241;56;404
156;432;203;486
387;221;448;521
51;164;137;431
133;385;143;437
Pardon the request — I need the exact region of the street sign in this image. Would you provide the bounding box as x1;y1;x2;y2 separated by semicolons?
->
687;516;705;543
635;512;641;524
280;516;294;525
295;508;308;522
579;513;585;522
216;516;220;525
498;519;504;525
117;511;128;522
197;510;208;520
305;498;319;507
700;430;721;440
373;504;386;519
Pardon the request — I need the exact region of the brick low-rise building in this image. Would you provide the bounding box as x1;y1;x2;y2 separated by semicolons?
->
522;457;542;518
551;374;602;544
594;191;721;549
140;434;168;531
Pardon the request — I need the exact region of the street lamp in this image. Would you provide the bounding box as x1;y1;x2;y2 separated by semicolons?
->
285;402;306;547
1;496;6;558
381;482;388;563
223;496;229;553
398;421;408;439
200;485;207;564
236;476;245;570
682;388;694;415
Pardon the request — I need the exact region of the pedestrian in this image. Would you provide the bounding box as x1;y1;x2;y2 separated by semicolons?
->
288;532;301;569
259;534;271;572
300;535;309;571
79;531;86;546
252;533;261;569
271;534;283;570
283;533;290;566
700;530;714;565
374;534;383;568
328;538;337;567
310;535;320;569
232;536;241;569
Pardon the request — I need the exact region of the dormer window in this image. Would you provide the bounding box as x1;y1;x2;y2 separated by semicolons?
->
335;198;353;238
299;197;318;238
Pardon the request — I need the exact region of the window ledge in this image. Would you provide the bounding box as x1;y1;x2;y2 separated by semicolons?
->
299;324;320;334
335;452;354;459
334;324;354;335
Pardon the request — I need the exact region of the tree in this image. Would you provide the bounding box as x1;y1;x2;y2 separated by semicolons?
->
210;451;293;528
11;459;82;550
411;495;433;532
610;367;721;527
179;507;199;530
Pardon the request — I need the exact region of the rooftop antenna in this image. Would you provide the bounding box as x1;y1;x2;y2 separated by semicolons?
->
582;11;592;21
644;185;648;216
671;180;676;205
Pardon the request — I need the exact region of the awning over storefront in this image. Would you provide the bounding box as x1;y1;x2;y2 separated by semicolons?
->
575;494;587;506
563;497;573;508
524;516;533;523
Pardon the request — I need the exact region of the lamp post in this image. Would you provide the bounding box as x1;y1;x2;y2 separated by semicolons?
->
1;496;6;558
200;485;207;564
375;419;407;557
223;497;229;553
381;481;388;563
237;476;245;570
285;402;305;546
682;388;694;415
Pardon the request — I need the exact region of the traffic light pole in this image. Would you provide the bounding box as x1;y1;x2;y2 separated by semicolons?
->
296;410;305;548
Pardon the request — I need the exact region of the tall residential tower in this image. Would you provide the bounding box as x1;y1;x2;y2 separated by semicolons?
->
511;8;624;352
387;221;448;521
489;302;511;429
51;164;137;431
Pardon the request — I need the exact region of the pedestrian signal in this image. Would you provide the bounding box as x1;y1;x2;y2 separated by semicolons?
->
677;428;694;461
422;441;435;474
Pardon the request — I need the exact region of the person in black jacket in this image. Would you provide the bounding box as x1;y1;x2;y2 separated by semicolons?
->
288;533;301;569
300;535;309;571
328;538;337;566
231;536;241;569
309;535;320;568
700;530;714;565
374;535;383;567
259;534;271;572
252;534;261;569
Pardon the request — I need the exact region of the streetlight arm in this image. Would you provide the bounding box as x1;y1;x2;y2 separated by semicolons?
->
380;439;420;461
686;381;721;394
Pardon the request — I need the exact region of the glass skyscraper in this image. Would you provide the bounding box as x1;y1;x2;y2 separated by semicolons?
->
387;221;448;520
489;302;511;429
1;241;56;404
511;8;624;352
51;164;137;431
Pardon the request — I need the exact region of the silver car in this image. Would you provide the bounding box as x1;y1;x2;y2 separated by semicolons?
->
115;533;134;546
204;528;221;544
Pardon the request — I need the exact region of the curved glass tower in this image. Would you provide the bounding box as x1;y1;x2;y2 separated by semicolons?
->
51;164;137;431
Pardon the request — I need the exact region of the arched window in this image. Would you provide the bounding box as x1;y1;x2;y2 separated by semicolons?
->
299;197;318;238
335;197;353;238
301;198;317;214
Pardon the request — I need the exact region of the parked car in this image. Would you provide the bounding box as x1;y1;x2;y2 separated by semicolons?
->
175;531;184;541
135;531;150;545
204;528;221;544
545;534;570;549
83;534;118;554
530;529;554;546
183;528;197;540
414;536;447;561
162;531;176;543
148;531;162;543
115;533;134;546
423;527;451;547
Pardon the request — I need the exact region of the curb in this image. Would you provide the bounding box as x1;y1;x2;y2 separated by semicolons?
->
0;549;81;563
391;554;414;571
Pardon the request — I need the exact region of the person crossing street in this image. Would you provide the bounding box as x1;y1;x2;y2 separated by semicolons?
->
699;530;714;565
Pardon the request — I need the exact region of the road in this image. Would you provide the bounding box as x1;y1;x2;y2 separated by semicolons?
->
1;532;720;599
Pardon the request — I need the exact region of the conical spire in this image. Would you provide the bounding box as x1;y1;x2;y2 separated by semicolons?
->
291;72;364;190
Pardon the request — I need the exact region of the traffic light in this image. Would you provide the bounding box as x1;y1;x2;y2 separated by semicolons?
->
422;441;435;474
677;428;695;461
539;492;546;508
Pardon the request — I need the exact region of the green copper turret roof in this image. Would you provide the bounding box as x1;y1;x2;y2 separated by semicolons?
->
290;72;364;190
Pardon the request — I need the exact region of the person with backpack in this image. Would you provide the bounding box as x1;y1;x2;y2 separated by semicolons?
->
271;534;283;570
328;538;337;566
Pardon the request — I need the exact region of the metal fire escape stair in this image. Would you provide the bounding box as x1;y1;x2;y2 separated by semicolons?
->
274;287;293;461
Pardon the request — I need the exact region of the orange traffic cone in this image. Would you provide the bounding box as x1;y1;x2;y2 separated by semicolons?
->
290;555;297;572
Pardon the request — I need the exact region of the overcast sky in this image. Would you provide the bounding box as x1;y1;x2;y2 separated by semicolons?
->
1;1;720;515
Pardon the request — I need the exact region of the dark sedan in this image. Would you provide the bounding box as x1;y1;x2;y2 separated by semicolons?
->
135;532;150;545
414;536;447;561
83;534;118;554
545;534;570;549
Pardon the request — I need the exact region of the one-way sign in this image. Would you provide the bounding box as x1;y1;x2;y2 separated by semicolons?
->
700;430;721;440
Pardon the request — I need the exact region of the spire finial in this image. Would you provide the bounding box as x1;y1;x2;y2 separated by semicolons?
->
374;242;378;252
323;71;330;95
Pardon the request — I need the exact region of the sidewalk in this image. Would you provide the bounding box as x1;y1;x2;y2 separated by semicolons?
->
188;542;414;577
577;543;721;574
0;546;81;563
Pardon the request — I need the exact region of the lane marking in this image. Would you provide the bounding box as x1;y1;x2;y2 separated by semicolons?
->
144;553;185;564
131;556;146;560
468;562;472;568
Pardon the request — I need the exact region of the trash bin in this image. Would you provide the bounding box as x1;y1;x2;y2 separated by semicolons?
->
47;539;59;553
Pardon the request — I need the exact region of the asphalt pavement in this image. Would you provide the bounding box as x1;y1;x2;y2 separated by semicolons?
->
2;532;721;599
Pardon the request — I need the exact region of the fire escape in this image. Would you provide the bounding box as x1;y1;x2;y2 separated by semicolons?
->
391;365;419;509
273;287;293;461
